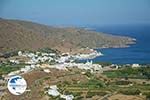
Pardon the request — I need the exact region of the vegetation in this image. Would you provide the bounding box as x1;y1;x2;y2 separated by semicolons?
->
38;48;59;54
94;62;112;66
103;67;150;79
86;91;107;98
84;71;93;77
143;92;150;99
115;80;132;85
118;88;141;95
0;63;24;78
84;79;106;89
1;51;19;58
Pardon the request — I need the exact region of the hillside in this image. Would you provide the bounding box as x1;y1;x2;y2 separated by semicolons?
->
0;18;134;54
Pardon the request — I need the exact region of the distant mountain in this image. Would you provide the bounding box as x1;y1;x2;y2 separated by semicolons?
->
0;18;134;53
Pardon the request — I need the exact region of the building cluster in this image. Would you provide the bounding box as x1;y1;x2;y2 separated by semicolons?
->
73;50;103;60
18;51;55;64
40;60;103;73
9;59;20;64
47;85;74;100
5;51;57;78
6;50;103;76
5;50;142;79
2;49;142;79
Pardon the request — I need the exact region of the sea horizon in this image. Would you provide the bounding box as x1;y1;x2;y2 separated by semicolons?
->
80;24;150;64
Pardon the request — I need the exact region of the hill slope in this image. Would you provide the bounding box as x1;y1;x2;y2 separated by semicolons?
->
0;18;134;53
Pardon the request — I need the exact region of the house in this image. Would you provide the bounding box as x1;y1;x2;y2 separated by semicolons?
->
40;64;50;69
48;89;60;97
42;53;49;56
9;59;20;64
132;64;140;68
74;51;103;60
93;64;103;72
111;64;119;69
18;51;23;56
47;85;74;100
60;94;74;100
20;65;31;73
48;85;60;97
30;64;36;69
49;53;56;56
56;56;70;63
43;69;50;73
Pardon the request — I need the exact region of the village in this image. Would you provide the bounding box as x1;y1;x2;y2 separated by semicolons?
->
4;49;104;76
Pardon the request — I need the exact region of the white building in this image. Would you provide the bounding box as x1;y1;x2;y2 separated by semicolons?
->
132;64;140;68
74;51;103;60
9;60;20;64
48;85;60;97
60;94;74;100
43;69;50;73
56;56;70;63
18;51;23;56
93;64;102;72
20;65;32;73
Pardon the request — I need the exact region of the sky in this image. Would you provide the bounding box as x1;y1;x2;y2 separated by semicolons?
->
0;0;150;26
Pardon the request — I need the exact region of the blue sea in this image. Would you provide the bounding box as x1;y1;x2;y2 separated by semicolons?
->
83;24;150;64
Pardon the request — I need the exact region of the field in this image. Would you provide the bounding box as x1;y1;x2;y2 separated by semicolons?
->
1;65;150;100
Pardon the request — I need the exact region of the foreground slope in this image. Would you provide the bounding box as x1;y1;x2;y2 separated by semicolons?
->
0;18;134;53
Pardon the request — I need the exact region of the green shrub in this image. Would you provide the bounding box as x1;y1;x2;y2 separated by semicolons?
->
38;48;58;54
75;96;84;100
103;67;150;79
86;91;107;98
84;71;92;77
118;89;141;95
143;92;150;99
94;62;112;66
0;64;21;76
73;92;82;97
2;51;18;58
85;79;105;89
115;80;132;85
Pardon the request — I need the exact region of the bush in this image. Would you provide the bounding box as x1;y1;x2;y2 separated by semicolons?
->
118;89;141;95
85;79;105;89
146;95;150;99
86;91;107;98
103;67;150;79
94;62;112;66
63;81;70;85
84;71;92;77
2;51;18;58
73;92;82;97
0;64;21;76
143;92;150;99
38;48;58;53
115;80;132;85
75;96;84;100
